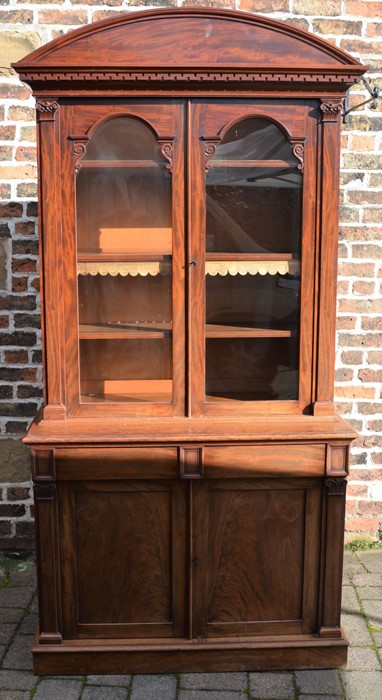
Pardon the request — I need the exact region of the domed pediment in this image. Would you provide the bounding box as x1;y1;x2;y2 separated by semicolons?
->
14;8;365;92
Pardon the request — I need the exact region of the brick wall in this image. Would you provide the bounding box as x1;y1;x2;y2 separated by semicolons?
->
0;0;381;549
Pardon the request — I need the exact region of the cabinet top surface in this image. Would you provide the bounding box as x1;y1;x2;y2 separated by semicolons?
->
14;8;366;93
24;413;357;445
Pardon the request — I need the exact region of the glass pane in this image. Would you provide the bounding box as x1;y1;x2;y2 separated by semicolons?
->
76;118;173;404
84;117;163;161
210;118;295;163
205;118;301;403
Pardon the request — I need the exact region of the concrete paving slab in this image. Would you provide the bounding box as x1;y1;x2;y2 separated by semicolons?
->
346;646;381;670
356;552;382;573
0;589;34;610
2;636;33;672
82;687;127;700
33;679;83;700
130;674;177;700
180;673;247;690
249;671;295;699
0;691;30;699
86;674;131;686
0;625;17;646
178;693;247;700
341;613;375;646
357;586;382;600
0;611;23;625
342;585;362;614
352;574;382;587
295;670;342;695
17;613;38;635
0;671;36;691
342;670;382;700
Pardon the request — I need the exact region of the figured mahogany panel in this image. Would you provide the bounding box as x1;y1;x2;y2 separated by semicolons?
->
59;479;187;639
16;8;362;72
204;443;325;477
192;478;321;638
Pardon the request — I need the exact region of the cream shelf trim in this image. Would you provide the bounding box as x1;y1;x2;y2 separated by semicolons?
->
205;260;300;276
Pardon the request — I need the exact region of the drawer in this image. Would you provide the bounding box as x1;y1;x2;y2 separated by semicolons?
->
204;443;325;478
55;446;178;480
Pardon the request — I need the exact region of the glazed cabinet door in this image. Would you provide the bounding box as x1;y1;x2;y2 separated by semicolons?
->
188;100;317;417
61;101;185;417
192;477;322;639
58;475;187;639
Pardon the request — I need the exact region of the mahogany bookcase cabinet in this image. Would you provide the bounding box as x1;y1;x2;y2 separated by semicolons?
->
15;8;366;675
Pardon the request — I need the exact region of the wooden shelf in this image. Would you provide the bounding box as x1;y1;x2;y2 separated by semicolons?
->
209;159;293;168
78;252;171;263
79;322;172;339
79;322;295;340
79;159;163;168
206;324;296;338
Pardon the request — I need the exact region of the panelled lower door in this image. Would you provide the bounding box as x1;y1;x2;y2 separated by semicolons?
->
59;476;187;639
191;477;322;638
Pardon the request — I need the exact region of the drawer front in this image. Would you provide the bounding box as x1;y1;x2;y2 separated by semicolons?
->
204;444;325;478
55;446;178;479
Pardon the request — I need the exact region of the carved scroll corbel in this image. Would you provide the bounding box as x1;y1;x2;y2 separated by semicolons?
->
325;477;347;496
68;136;89;173
202;136;221;172
158;137;175;174
290;139;305;173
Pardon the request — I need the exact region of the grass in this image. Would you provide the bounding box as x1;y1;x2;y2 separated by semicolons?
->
344;538;382;552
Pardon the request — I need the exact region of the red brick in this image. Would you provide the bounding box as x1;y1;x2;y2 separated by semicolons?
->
359;370;382;383
0;84;30;100
5;421;28;435
345;517;380;532
368;420;382;431
240;0;289;10
15;146;37;162
0;315;9;328
17;183;38;198
0;10;33;22
6;487;31;501
345;500;358;514
3;350;28;364
7;106;35;121
38;9;88;24
353;280;375;295
335;368;354;381
347;484;369;497
364;209;382;224
338;299;382;313
12;258;37;274
14;221;36;236
348;191;382;205
358;500;382;515
371;452;382;464
313;18;362;34
335;385;375;399
338;262;375;277
12;277;28;292
0;145;12;161
346;1;382;17
341;39;382;56
341;350;363;364
338;333;382;348
362;317;382;330
336;316;357;330
0;203;23;218
368;351;382;363
0;126;16;141
340;227;382;242
350;469;382;480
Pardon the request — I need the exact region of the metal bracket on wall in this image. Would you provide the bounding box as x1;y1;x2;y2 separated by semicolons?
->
343;77;380;123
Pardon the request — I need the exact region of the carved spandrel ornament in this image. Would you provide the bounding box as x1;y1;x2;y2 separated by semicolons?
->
325;478;347;496
36;101;59;122
320;101;343;122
